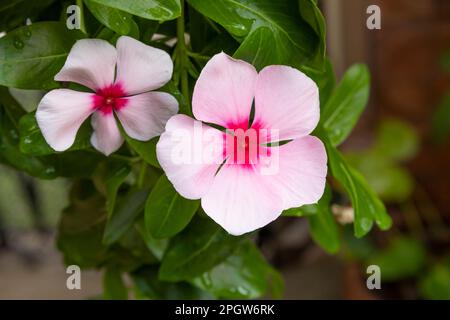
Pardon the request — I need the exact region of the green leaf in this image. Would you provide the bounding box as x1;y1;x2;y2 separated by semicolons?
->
282;205;316;217
192;241;283;299
321;64;370;146
307;185;340;254
420;262;450;300
132;266;212;299
159;216;245;282
57;180;109;268
8;87;44;112
432;92;450;144
135;220;168;260
373;119;419;161
19;112;92;156
103;187;150;245
125;136;160;168
367;236;426;281
84;0;137;36
89;0;181;21
0;0;56;32
103;268;128;300
0;22;85;89
187;0;322;71
145;175;199;238
298;0;326;66
346;152;415;202
0;103;57;179
324;138;392;237
93;160;131;215
344;119;418;202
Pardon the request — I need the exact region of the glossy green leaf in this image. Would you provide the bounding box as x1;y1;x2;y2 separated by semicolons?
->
8;87;44;112
103;268;128;300
89;0;181;21
187;0;322;71
93;160;131;215
145;175;199;238
103;187;150;245
321;64;370;146
0;103;57;179
0;22;85;89
0;0;55;32
325;138;392;237
192;241;283;299
307;185;340;254
85;0;137;36
132;266;212;299
367;236;426;281
298;0;326;66
18;112;92;156
159;216;245;282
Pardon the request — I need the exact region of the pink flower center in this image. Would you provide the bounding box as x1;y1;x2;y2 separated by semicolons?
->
224;121;271;167
92;83;128;115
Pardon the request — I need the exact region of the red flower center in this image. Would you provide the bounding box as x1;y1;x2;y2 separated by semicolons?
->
224;120;271;167
92;83;128;115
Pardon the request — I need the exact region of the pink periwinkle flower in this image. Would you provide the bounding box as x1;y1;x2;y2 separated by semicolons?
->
36;36;178;155
157;52;328;235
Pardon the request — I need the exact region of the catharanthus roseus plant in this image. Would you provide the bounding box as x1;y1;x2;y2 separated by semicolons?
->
37;36;178;155
157;52;327;235
0;0;391;299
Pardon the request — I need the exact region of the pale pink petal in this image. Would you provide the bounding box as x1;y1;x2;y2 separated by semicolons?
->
36;89;94;151
192;52;257;129
55;39;117;91
254;65;320;141
90;112;123;156
115;36;173;95
156;114;225;199
200;136;327;235
116;92;178;141
201;165;284;236
262;136;328;209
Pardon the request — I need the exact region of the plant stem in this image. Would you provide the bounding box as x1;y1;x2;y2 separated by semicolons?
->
76;0;87;34
137;162;148;188
176;0;191;113
187;51;211;61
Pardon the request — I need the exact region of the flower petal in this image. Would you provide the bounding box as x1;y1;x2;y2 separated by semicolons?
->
116;92;178;141
192;52;257;129
254;65;320;141
36;89;94;151
157;114;225;199
115;36;173;95
55;39;117;91
264;136;328;209
201;165;284;236
200;135;327;236
90;112;123;156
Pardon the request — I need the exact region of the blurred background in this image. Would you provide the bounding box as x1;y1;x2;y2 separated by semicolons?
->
1;0;449;299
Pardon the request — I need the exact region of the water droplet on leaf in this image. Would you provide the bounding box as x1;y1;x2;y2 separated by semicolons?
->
13;38;24;49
